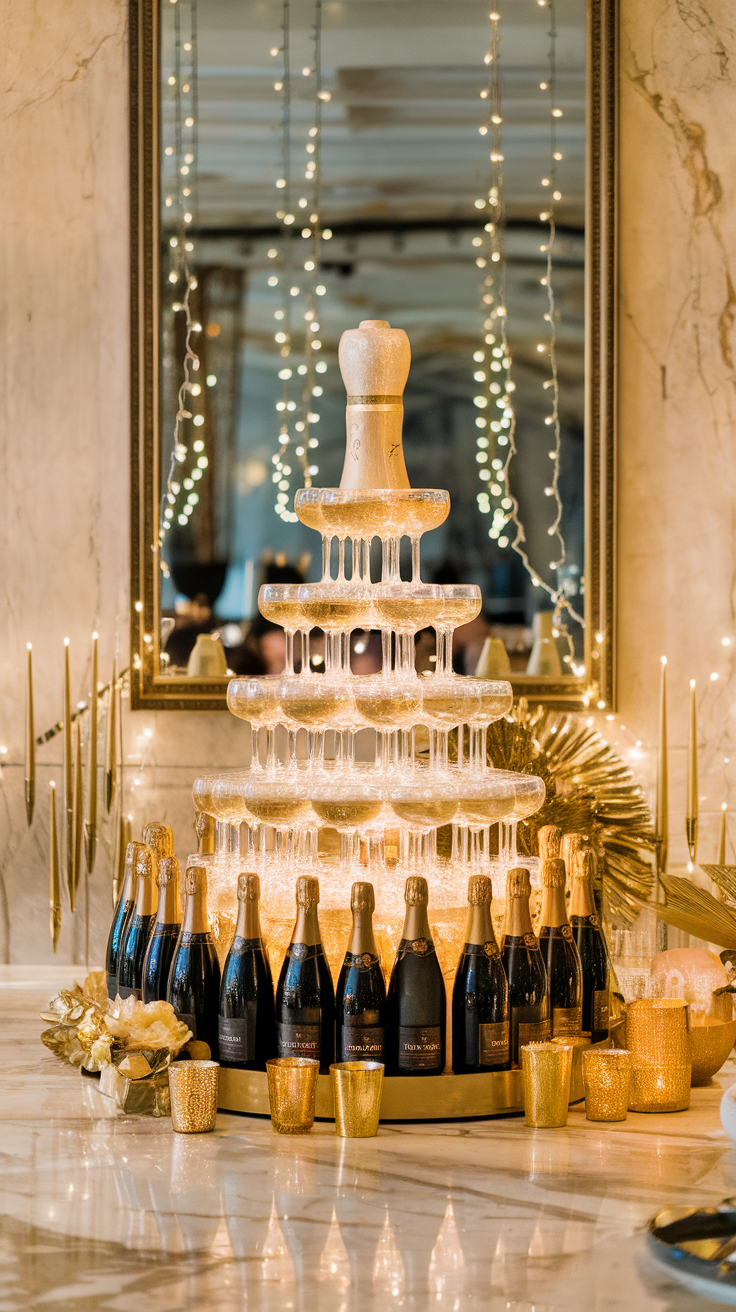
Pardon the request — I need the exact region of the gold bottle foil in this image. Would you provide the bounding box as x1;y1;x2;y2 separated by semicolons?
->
521;1042;572;1128
168;1060;219;1133
330;1061;384;1138
582;1048;631;1121
626;999;691;1113
266;1057;319;1134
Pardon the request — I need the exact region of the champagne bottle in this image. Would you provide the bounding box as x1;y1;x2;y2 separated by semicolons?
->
452;874;509;1073
570;848;610;1041
117;847;156;1000
335;882;387;1063
275;876;335;1070
539;858;582;1038
104;840;147;999
502;866;550;1065
386;876;446;1076
219;873;276;1070
167;865;221;1057
562;831;586;898
141;855;182;1004
538;825;562;861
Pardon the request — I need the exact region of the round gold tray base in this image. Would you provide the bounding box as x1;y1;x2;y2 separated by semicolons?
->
217;1040;609;1121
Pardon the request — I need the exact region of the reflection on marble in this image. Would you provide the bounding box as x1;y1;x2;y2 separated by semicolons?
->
1;974;736;1309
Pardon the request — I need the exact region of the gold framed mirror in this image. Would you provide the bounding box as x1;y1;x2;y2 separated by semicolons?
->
130;0;616;711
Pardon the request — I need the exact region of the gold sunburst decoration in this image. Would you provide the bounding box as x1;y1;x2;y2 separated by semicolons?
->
487;701;656;923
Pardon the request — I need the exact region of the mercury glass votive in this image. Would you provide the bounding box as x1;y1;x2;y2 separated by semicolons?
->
266;1057;320;1134
582;1048;631;1121
521;1042;572;1128
168;1060;219;1133
330;1061;384;1137
552;1034;590;1101
626;999;691;1113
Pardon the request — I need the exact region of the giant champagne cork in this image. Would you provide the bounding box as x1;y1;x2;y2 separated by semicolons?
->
338;319;411;489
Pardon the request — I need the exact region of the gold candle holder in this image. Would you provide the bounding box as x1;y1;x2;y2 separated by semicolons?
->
168;1060;219;1133
266;1057;319;1135
330;1061;384;1138
582;1048;631;1121
626;999;691;1113
552;1034;590;1101
521;1042;572;1128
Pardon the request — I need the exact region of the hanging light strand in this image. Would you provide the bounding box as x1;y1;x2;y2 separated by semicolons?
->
539;0;566;574
160;0;205;559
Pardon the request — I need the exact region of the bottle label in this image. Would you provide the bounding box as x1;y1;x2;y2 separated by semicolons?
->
152;923;178;939
340;1025;385;1061
176;1012;197;1037
593;989;610;1030
463;942;500;959
523;933;538;949
277;1021;321;1060
517;1018;551;1048
552;1006;582;1038
561;925;573;941
218;1010;256;1063
106;972;118;998
479;1020;509;1065
411;939;431;957
397;1025;442;1071
344;951;380;971
116;984;140;1002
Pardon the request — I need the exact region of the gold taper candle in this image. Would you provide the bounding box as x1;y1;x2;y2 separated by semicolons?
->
655;656;668;884
72;719;83;912
63;638;74;906
105;656;117;814
719;803;728;865
49;782;61;952
686;678;698;863
85;632;98;873
25;642;35;827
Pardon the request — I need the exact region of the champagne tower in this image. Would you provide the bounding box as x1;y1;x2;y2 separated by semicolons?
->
192;320;545;975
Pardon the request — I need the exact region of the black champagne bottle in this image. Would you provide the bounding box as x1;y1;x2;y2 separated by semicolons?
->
141;855;182;1003
104;840;147;1000
167;865;221;1057
562;831;586;900
386;876;446;1076
502;866;549;1066
118;847;156;1000
142;822;175;875
336;882;387;1063
219;873;276;1070
539;857;582;1038
275;876;335;1071
452;874;509;1072
570;848;610;1042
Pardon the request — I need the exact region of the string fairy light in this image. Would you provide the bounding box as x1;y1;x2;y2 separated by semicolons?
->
159;0;210;562
270;0;329;523
473;0;584;674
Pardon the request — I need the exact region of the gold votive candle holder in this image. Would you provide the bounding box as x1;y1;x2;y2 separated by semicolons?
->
168;1060;219;1133
330;1061;384;1138
266;1057;320;1134
521;1042;572;1128
581;1048;631;1121
626;999;691;1113
552;1034;590;1101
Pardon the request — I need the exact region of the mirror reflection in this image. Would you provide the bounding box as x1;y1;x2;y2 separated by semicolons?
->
157;0;585;682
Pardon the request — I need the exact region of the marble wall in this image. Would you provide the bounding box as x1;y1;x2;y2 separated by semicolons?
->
0;0;734;963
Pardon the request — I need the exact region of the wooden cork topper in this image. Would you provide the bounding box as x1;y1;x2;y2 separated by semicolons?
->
338;319;411;490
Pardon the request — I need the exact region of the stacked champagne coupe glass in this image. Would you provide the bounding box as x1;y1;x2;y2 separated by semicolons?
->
192;321;545;976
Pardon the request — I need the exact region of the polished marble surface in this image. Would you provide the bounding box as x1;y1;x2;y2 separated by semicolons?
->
0;969;735;1309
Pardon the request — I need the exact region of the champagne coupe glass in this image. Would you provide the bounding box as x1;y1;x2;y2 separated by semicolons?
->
420;677;481;771
399;489;451;582
258;584;306;677
353;676;421;771
458;778;517;871
227;676;282;770
390;785;458;872
374;584;444;675
463;678;514;770
504;774;547;866
311;786;384;875
320;490;389;584
294;488;327;576
242;783;312;867
298;584;374;675
433;584;482;676
279;677;353;768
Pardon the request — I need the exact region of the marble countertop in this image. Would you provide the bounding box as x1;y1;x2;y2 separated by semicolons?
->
2;968;736;1310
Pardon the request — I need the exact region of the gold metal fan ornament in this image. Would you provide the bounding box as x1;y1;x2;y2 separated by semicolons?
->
487;702;656;923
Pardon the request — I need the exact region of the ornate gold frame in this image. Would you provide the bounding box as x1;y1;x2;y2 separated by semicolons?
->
130;0;618;711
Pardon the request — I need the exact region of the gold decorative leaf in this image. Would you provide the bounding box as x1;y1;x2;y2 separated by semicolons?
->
652;872;736;950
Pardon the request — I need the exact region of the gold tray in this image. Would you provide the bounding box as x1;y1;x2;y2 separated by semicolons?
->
218;1040;607;1121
